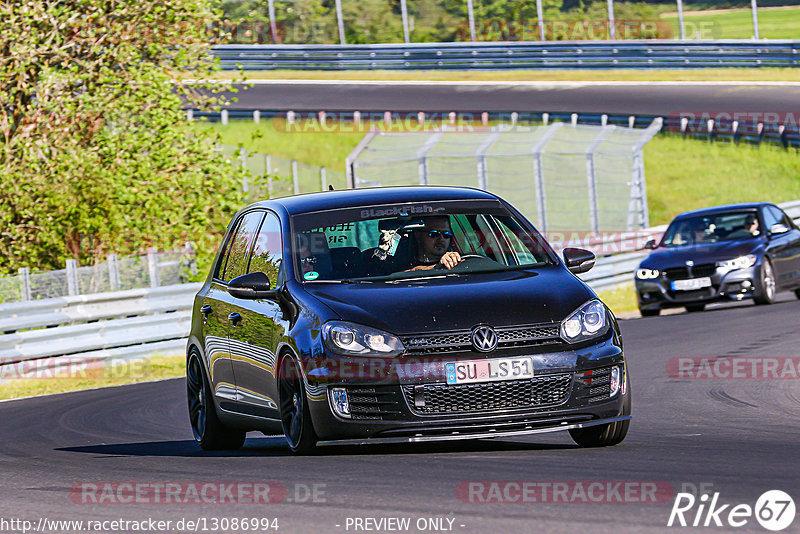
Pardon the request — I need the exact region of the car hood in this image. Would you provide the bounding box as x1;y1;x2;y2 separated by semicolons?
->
301;266;593;335
640;238;764;269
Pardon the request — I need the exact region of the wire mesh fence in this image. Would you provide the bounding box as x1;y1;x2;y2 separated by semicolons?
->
348;119;662;234
0;250;195;304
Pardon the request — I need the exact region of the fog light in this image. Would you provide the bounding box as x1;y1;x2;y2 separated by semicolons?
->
742;280;752;289
330;388;350;418
610;366;621;397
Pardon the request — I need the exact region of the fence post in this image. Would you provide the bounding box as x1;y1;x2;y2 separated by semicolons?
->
321;168;328;191
476;131;501;191
240;147;249;193
751;0;760;40
265;154;274;197
147;248;160;288
607;0;616;40
400;0;410;43
677;0;686;40
18;267;31;301
66;259;79;296
334;0;345;44
585;126;615;234
108;254;120;292
292;160;299;195
536;0;545;41
267;0;278;43
531;122;563;234
466;0;476;42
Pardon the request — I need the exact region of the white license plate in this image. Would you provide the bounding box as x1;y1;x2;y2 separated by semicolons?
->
445;357;534;385
671;277;712;291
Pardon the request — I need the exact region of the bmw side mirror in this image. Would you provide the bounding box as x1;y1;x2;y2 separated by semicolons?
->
228;272;278;300
644;238;657;250
563;248;595;274
769;223;790;236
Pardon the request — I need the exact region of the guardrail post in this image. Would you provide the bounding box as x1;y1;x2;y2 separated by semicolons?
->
147;248;160;288
18;267;31;301
186;109;193;122
107;254;120;292
221;109;228;126
66;259;79;296
253;110;260;124
292;160;299;195
320;168;328;191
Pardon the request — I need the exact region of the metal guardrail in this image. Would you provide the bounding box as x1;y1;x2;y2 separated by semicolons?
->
212;41;800;70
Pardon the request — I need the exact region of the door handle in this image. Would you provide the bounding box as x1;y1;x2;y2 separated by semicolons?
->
200;304;213;317
228;312;243;326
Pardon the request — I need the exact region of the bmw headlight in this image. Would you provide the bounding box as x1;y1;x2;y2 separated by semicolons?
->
560;300;610;343
322;321;405;357
636;268;660;280
716;255;757;275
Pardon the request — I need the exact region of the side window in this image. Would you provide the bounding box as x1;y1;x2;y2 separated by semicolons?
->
222;211;265;283
214;218;242;280
778;208;795;229
763;206;782;232
495;217;537;265
248;212;283;287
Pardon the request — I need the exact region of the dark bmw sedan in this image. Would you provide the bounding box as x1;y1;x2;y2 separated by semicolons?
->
186;186;630;453
635;202;800;316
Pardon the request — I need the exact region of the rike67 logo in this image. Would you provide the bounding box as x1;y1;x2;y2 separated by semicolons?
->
668;490;796;531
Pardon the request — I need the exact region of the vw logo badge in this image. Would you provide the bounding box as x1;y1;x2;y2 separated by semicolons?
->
471;325;498;353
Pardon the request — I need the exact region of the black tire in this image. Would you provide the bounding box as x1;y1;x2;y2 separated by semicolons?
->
639;308;660;317
685;304;705;313
278;355;318;455
795;288;800;300
569;375;631;448
754;259;776;305
186;351;246;451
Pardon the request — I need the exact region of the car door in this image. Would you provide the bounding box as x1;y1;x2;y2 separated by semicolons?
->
762;205;796;289
204;210;265;411
227;211;286;420
774;206;800;288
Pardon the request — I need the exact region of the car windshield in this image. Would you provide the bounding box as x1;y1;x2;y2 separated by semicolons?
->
661;211;761;247
290;200;556;282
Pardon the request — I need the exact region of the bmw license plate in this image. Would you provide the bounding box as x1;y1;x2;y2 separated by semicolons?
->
671;277;712;291
445;357;534;385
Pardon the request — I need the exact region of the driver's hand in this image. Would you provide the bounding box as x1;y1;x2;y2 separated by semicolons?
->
439;251;462;269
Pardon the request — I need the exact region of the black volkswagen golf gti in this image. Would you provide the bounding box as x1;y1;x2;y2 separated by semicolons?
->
186;187;630;453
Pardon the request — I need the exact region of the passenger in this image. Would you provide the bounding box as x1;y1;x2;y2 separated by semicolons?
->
406;216;463;271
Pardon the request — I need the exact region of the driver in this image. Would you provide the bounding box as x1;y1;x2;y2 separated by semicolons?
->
744;214;760;236
406;216;463;271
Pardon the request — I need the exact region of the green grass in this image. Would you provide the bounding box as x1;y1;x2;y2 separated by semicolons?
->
197;68;800;83
0;355;185;401
597;284;638;316
661;6;800;40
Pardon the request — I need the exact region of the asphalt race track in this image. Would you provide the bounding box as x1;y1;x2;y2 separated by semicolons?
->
2;296;799;533
223;81;800;117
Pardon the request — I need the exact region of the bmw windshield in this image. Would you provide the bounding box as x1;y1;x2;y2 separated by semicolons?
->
661;211;761;247
290;200;556;282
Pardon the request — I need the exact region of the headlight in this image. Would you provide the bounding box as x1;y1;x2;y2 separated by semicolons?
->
321;321;405;357
636;268;660;280
716;255;757;275
560;300;610;343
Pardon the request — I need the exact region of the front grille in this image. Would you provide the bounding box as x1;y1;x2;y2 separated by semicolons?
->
340;386;403;421
668;288;714;301
664;263;716;281
575;366;615;403
401;324;562;355
402;374;571;415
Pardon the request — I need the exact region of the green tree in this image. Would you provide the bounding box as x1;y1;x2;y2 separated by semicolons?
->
0;0;246;274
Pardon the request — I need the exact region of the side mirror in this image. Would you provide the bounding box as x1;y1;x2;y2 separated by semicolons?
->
563;247;596;274
228;272;278;300
644;238;657;250
769;223;790;236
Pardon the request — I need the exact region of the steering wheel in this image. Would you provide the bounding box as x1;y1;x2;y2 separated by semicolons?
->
433;254;485;270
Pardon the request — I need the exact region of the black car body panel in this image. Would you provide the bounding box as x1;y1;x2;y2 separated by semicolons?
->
187;186;630;448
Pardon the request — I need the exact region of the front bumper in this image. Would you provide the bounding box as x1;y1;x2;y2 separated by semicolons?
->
636;265;758;310
302;333;627;442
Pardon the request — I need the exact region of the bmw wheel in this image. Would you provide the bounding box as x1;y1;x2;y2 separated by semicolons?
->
187;351;246;451
754;259;776;305
278;355;318;455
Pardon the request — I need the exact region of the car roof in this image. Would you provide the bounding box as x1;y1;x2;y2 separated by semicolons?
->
247;186;501;216
673;202;771;220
